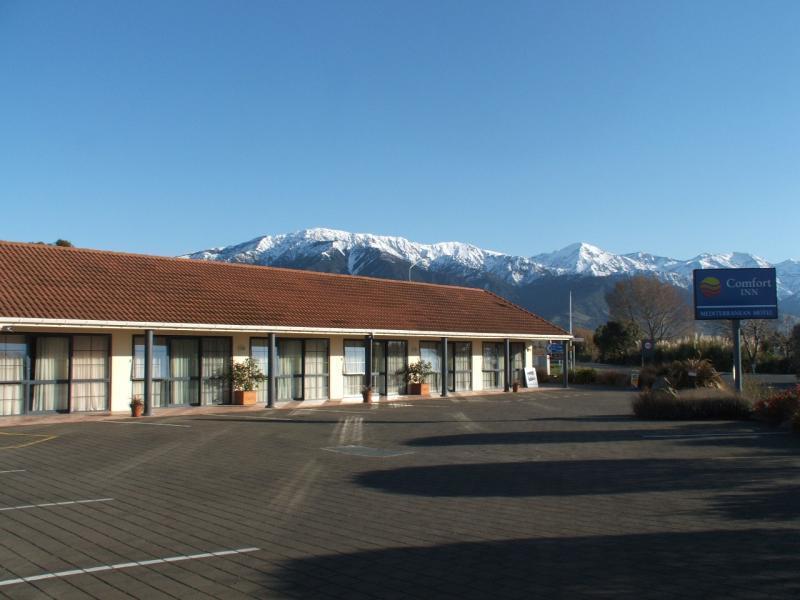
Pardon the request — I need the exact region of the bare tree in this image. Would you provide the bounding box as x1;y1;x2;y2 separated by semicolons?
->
740;319;775;373
606;275;692;342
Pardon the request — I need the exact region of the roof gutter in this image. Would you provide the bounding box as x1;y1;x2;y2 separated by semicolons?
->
0;317;572;341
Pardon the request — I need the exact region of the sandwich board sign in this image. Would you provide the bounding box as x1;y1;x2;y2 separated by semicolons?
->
693;268;778;320
523;367;539;388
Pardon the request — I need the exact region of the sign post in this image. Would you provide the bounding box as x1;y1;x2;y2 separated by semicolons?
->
693;268;777;394
732;319;743;393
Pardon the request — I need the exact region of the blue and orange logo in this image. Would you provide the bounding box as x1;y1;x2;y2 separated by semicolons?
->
699;277;722;298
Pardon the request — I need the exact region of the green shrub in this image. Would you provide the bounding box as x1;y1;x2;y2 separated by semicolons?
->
666;359;723;390
536;368;560;384
752;386;800;427
633;388;751;420
741;378;773;403
595;370;631;387
570;368;597;384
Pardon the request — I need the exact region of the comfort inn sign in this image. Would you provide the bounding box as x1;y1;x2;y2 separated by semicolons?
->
693;268;778;320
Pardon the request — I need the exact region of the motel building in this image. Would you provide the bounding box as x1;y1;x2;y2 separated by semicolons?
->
0;242;570;420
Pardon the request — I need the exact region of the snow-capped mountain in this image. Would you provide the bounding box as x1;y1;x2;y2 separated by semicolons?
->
183;228;800;327
184;228;799;296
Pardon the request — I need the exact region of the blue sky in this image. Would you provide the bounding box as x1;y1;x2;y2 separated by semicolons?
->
1;1;798;262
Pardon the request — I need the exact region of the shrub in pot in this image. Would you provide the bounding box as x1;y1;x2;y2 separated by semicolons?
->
130;396;144;417
232;358;266;405
405;360;433;396
362;385;373;403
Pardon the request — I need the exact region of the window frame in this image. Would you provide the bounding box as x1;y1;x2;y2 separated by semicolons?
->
132;335;232;407
0;333;112;416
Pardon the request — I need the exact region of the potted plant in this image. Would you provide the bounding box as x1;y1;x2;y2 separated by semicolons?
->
362;385;373;404
130;396;144;417
405;360;432;396
232;358;266;405
512;381;520;393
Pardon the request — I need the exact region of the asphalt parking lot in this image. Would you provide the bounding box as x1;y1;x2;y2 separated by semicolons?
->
1;388;799;599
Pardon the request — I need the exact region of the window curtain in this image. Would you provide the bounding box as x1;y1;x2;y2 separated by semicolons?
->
343;341;365;396
277;340;302;401
170;338;199;406
0;335;25;416
482;343;504;390
201;338;230;405
132;336;169;407
453;342;472;391
71;336;109;411
420;342;440;392
303;340;328;400
371;341;386;395
33;337;69;411
251;339;269;404
386;341;407;395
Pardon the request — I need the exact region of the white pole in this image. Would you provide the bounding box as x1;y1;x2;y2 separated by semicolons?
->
569;290;573;335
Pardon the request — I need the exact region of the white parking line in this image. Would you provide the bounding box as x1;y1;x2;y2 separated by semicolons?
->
0;498;113;512
0;469;25;475
0;547;260;587
102;421;191;428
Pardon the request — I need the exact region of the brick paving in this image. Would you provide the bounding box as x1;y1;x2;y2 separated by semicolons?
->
0;388;798;599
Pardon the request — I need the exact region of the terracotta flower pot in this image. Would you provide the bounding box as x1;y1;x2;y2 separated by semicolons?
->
512;382;520;393
131;403;144;417
234;390;258;405
362;389;373;403
408;383;430;396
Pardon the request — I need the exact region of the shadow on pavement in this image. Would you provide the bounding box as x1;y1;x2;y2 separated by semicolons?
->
354;458;791;498
711;484;800;521
404;423;782;448
274;529;800;599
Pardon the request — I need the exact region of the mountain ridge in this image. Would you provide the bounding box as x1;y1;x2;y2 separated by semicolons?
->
183;228;800;328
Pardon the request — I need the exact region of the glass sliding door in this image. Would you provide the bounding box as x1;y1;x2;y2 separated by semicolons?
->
0;335;26;416
510;343;525;386
253;338;330;402
450;342;472;392
277;339;303;401
170;338;199;406
133;335;231;408
71;335;109;412
386;341;407;395
482;342;505;390
32;336;70;412
303;340;329;400
419;341;441;392
201;337;230;405
343;340;366;397
133;335;171;407
251;338;270;404
371;341;386;395
370;340;407;396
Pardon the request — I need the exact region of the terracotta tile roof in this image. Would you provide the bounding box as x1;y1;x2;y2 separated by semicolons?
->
0;242;568;337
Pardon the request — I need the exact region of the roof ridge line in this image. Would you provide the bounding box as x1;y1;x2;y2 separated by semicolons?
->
0;240;486;293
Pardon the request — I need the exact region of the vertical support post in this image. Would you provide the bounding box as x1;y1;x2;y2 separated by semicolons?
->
563;340;570;389
144;329;154;416
267;332;277;408
440;337;448;397
732;319;743;393
365;334;373;392
503;338;511;392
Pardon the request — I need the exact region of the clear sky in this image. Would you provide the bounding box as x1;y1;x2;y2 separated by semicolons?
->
1;1;798;262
